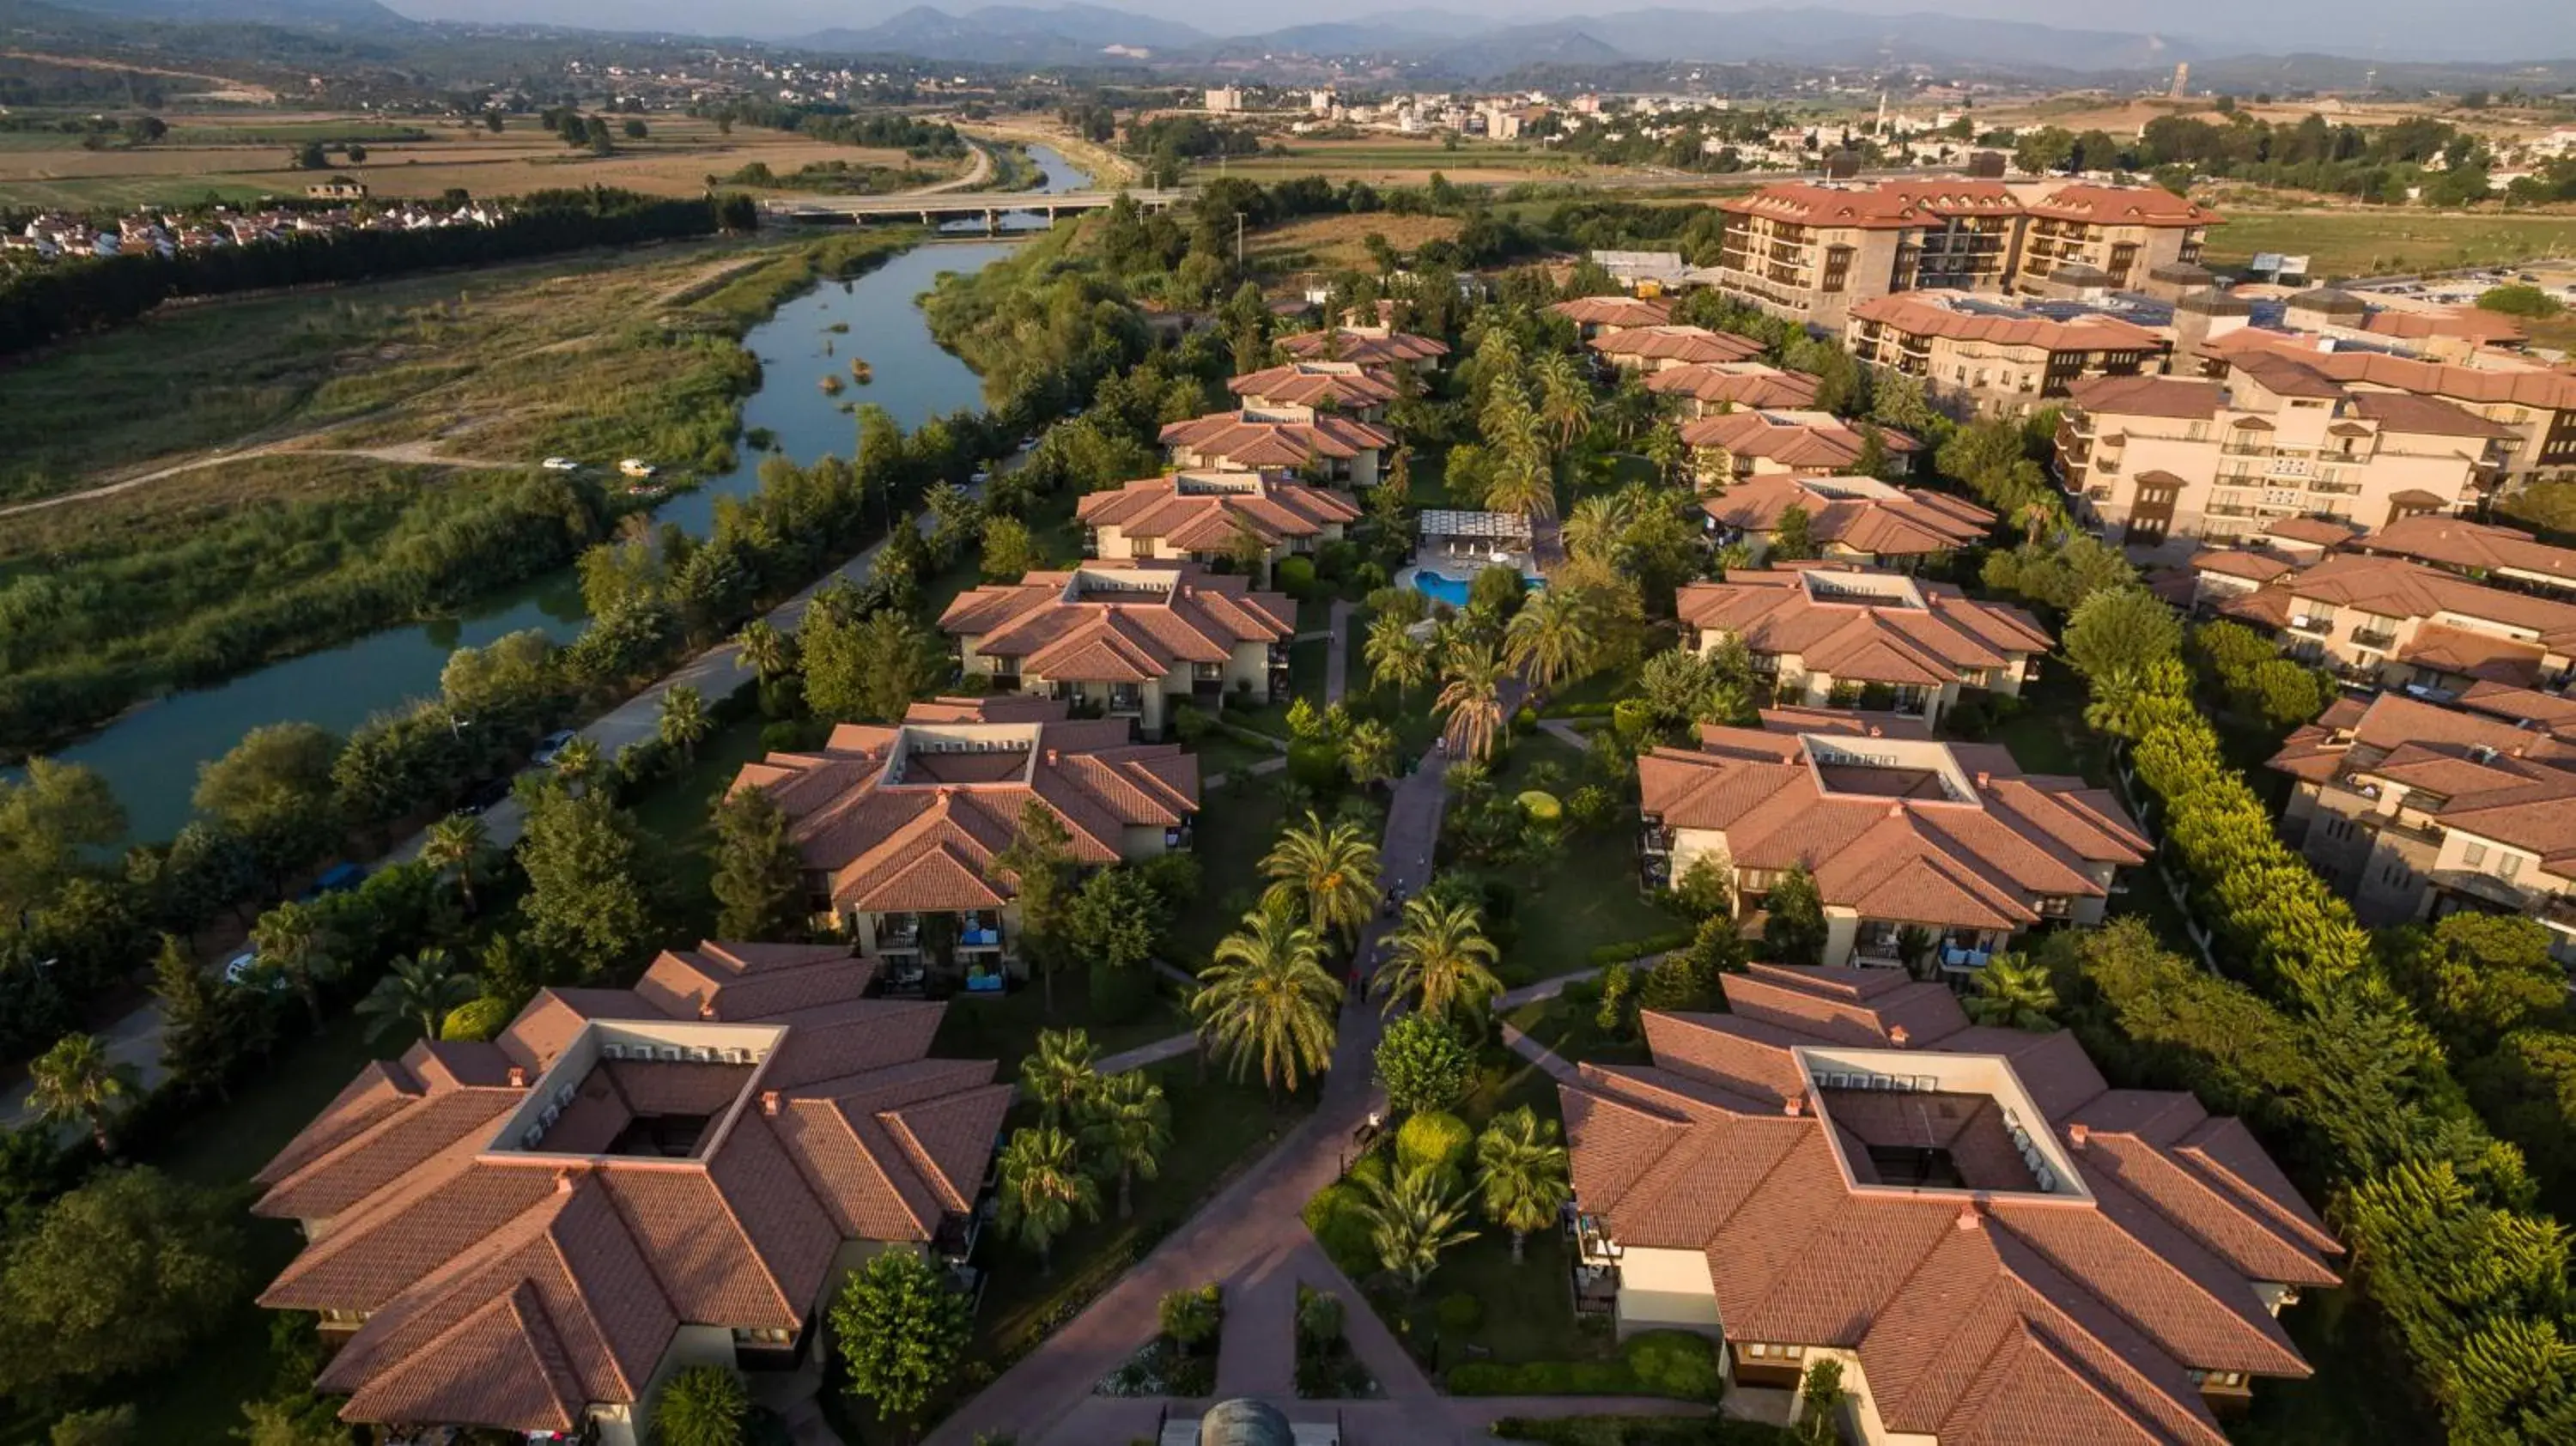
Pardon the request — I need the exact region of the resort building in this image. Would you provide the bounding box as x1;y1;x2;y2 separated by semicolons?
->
1635;714;2148;969
1549;294;1671;339
1160;405;1394;488
1844;292;2169;418
1589;324;1768;374
937;565;1297;737
2271;690;2576;954
1701;473;1994;570
2055;355;2514;548
1675;567;2050;728
253;941;1012;1446
1683;410;1921;486
1643;362;1822;416
2209;550;2576;694
1077;471;1360;578
2008;184;2220;296
1226;362;1400;422
1558;965;2339;1441
2352;514;2576;597
1275;325;1449;375
730;696;1198;969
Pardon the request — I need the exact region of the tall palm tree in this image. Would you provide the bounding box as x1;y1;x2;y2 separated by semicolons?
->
1356;1162;1479;1296
27;1033;138;1155
355;948;479;1043
1079;1070;1170;1219
1535;350;1594;453
1435;641;1509;762
1365;614;1431;705
1261;813;1382;943
1192;903;1340;1098
734;619;795;684
421;813;489;915
251;901;343;1027
652;1364;750;1446
1378;895;1504;1026
1474;1106;1572;1264
1342;719;1399;790
1020;1028;1099;1127
1964;953;2059;1031
659;685;711;766
1483;447;1556;521
552;736;602;796
1504;588;1595;696
1560;492;1636;566
995;1124;1100;1273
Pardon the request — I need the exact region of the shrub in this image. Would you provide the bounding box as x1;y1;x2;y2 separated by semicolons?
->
1286;739;1344;793
1297;1287;1345;1346
1622;1330;1724;1401
1512;705;1539;735
1375;1014;1473;1116
1610;698;1657;745
1436;1291;1484;1334
1302;1182;1376;1278
1395;1109;1472;1182
1171;703;1213;743
1587;932;1693;967
1276;556;1318;598
440;995;513;1042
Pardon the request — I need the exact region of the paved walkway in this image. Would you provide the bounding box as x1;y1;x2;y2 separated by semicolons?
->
929;748;1454;1445
1323;599;1354;705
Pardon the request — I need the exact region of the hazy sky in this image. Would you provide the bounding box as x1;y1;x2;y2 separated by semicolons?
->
386;0;2572;61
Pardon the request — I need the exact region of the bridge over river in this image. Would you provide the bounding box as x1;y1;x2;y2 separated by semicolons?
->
762;188;1195;228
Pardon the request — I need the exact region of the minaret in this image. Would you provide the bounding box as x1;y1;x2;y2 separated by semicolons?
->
1876;90;1888;136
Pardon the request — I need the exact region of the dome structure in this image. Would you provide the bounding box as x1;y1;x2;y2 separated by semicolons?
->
1199;1398;1295;1446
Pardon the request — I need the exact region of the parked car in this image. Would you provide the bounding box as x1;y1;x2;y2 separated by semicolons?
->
457;778;512;815
541;457;581;472
619;458;658;478
295;862;368;903
532;729;578;766
222;949;258;986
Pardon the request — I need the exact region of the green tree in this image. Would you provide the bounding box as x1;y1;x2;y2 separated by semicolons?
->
0;1167;246;1398
48;1406;135;1446
249;900;343;1027
802;606;943;724
1435;641;1509;761
154;933;261;1101
195;723;343;893
27;1033;138;1155
1159;1283;1222;1355
830;1249;969;1431
1355;1162;1479;1296
734;618;796;684
1378;895;1504;1027
1375;1013;1473;1116
1503;586;1595;695
0;759;127;916
1342;718;1399;790
1475;1105;1572;1263
421;812;490;915
990;800;1078;1012
1020;1028;1099;1127
1795;1358;1849;1445
652;1364;749;1446
1770;502;1817;562
2479;283;2564;319
1194;902;1340;1097
1065;866;1162;975
1365;612;1431;703
1261;811;1382;944
996;1124;1101;1271
355;949;478;1044
1755;864;1826;965
658;684;712;765
551;735;603;795
2063;586;2183;684
519;791;657;982
981;515;1038;580
708;789;805;940
1080;1069;1170;1218
1964;952;2059;1030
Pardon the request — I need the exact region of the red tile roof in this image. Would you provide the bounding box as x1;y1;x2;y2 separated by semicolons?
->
1676;567;2050;687
1160;408;1394;470
2205;329;2576;412
1719;179;2026;230
1225;361;1399;411
2066;374;2223;421
1702;474;1994;560
1076;471;1362;552
938;565;1294;684
1549;295;1673;327
1590;325;1768;368
1274;326;1449;368
2241;553;2576;650
1850;294;2165;353
2269;691;2576;866
1682;410;1922;472
2358;515;2576;587
1643;362;1823;410
2019;183;2219;228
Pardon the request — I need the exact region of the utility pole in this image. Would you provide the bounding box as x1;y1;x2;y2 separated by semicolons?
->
1234;210;1246;273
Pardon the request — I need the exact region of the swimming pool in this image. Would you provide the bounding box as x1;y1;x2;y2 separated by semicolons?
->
1403;564;1544;608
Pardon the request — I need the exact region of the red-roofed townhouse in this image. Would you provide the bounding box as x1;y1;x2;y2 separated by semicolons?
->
1643;361;1824;416
1226;360;1400;422
1160;404;1394;487
1549;294;1673;340
2214;550;2576;694
1589;324;1769;374
1075;470;1362;582
1682;409;1923;487
1701;473;1995;571
1274;324;1449;376
1677;567;2050;728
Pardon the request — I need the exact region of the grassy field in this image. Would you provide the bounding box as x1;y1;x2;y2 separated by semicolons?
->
1207;137;1611;188
0;112;957;210
1247;212;1465;276
2199;208;2576;280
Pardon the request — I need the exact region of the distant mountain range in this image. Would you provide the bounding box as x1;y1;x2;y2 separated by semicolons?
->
48;0;409;25
791;3;2202;76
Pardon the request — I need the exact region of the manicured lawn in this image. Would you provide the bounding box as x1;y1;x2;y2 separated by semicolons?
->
1506;991;1651;1070
1168;783;1290;969
629;699;777;940
1470;736;1685;984
1188;729;1279;781
927;969;1188;1068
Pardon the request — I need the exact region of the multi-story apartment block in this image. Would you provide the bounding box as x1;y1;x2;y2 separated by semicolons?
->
2056;353;2514;547
1702;473;1994;570
1159;404;1394;487
1683;410;1921;486
1675;567;2050;729
1711;178;2219;330
937;566;1297;737
1225;362;1399;422
1076;470;1361;578
2210;551;2576;694
1845;292;2170;417
1643;361;1821;416
2200;329;2576;490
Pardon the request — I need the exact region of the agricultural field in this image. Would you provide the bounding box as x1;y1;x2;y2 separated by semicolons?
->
1244;211;1465;274
2197;206;2576;280
1207;136;1614;187
0;111;957;211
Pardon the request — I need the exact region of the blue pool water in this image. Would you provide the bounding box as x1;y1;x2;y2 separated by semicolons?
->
1407;565;1544;608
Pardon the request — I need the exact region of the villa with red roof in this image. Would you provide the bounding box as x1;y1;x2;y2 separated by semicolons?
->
1644;362;1822;416
1702;473;1994;570
1160;404;1394;487
729;696;1197;970
1549;294;1672;339
2208;550;2576;694
1226;361;1400;422
1076;470;1360;580
937;565;1296;738
253;941;1012;1446
1682;409;1922;485
1274;325;1448;374
1589;324;1768;374
1558;964;2338;1441
1677;567;2050;729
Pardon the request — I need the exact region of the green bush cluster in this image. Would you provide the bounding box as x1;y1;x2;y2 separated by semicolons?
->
1394;1109;1473;1182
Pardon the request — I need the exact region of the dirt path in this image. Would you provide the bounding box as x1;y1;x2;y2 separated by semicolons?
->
910;142;995;196
0;435;526;519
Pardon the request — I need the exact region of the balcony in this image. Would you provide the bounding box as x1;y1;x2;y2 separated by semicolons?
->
2287;615;2335;636
2350;628;2399;652
1639;822;1673;857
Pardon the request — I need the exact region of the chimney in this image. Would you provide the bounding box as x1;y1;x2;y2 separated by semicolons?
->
1887;801;1905;819
699;999;718;1020
2067;1123;2090;1150
554;1169;576;1194
1044;748;1060;767
1975;771;1991;789
1867;724;1883;738
1783;1091;1806;1116
761;1091;781;1117
1888;1024;1910;1048
1955;1201;1984;1231
507;1066;528;1088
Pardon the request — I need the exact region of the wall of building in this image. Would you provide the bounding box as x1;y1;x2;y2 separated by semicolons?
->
1612;1245;1724;1340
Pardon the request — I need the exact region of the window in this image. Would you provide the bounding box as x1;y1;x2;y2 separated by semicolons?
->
2464;841;2488;867
2500;853;2524;879
1821;245;1854;294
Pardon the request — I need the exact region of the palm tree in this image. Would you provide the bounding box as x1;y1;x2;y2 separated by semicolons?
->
995;1124;1101;1273
1504;587;1595;696
651;1364;750;1446
552;736;602;796
1378;896;1504;1025
355;948;479;1043
734;619;795;684
252;901;343;1027
27;1033;138;1155
421;813;489;915
1435;641;1509;761
1343;719;1398;790
1483;446;1556;521
1020;1028;1099;1127
1964;953;2059;1031
1535;350;1594;453
1260;813;1382;943
1560;492;1635;566
659;685;710;766
1365;614;1431;705
1080;1070;1171;1219
1474;1106;1572;1263
1356;1162;1479;1296
1193;902;1340;1098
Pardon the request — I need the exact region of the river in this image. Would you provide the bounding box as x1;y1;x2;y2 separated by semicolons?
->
42;143;1089;847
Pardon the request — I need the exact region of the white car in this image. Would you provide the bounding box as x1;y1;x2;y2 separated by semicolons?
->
532;729;578;766
619;459;658;478
222;949;258;985
541;457;581;472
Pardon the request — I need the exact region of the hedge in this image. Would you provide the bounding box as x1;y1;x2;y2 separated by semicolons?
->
1448;1329;1724;1401
1587;931;1693;966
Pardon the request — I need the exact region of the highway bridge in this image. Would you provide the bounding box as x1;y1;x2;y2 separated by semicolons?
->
762;189;1195;228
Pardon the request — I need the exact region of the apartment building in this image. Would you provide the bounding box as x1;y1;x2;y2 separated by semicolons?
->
2353;514;2576;596
1636;714;2148;967
732;696;1197;964
2200;329;2576;490
1275;325;1449;374
1844;292;2170;418
2211;551;2576;694
1558;965;2338;1441
1159;404;1394;487
253;942;1012;1445
1643;361;1822;416
1675;567;2050;728
1710;177;2218;330
2273;690;2576;956
1076;470;1361;576
1702;473;1994;569
1589;324;1767;374
1549;294;1671;339
2056;353;2514;547
937;566;1297;737
1226;361;1399;422
1684;410;1920;486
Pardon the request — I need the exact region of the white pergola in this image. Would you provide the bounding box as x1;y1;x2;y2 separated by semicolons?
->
1417;509;1535;544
